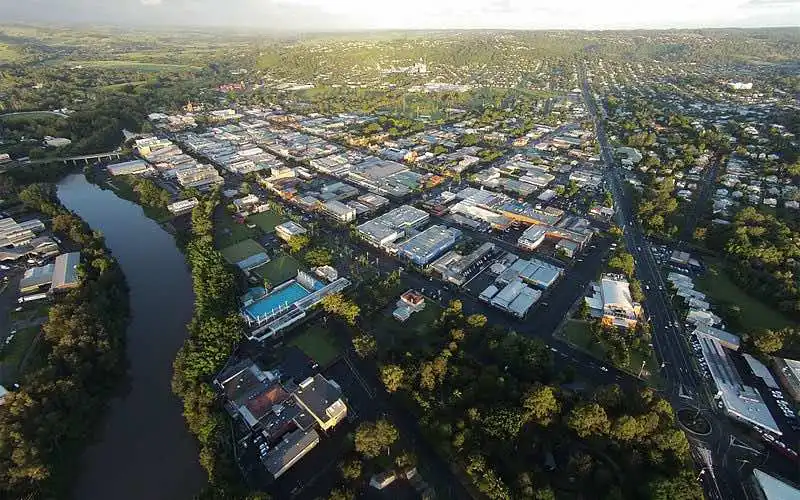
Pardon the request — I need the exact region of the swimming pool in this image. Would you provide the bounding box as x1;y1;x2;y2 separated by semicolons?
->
244;282;311;321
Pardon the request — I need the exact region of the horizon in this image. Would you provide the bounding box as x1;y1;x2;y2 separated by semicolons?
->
1;0;799;31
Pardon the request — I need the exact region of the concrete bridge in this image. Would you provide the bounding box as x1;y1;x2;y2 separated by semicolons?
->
24;151;124;166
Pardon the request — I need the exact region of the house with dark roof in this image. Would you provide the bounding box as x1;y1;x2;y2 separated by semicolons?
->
214;355;347;479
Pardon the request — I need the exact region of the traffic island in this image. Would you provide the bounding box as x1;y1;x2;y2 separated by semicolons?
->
677;408;712;436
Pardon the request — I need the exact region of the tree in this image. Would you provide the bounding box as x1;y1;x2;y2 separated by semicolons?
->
304;247;332;267
339;459;362;481
611;415;641;442
567;403;610;438
380;364;405;393
482;406;530;440
320;293;360;326
327;488;355;500
444;299;463;317
354;420;399;459
608;252;635;277
753;329;784;354
394;450;417;470
466;314;488;329
647;470;704;500
287;234;310;254
352;332;376;358
522;384;561;426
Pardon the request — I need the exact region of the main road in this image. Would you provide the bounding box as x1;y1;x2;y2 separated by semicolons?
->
579;68;739;500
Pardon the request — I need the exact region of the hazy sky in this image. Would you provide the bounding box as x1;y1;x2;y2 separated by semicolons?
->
1;0;798;30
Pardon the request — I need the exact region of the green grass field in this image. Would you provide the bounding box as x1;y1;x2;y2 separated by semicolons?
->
220;239;268;265
214;213;257;248
248;210;286;233
60;60;201;71
252;254;300;285
696;260;795;332
287;324;342;367
99;81;148;92
375;298;444;354
0;326;40;384
558;320;662;386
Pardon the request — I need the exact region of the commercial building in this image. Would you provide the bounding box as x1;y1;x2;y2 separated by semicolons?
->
556;239;579;258
497;257;563;290
749;469;800;500
106;159;153;176
697;334;781;435
215;356;347;479
0;217;45;248
773;357;800;403
322;200;356;222
167;198;199;215
484;279;541;318
357;205;430;248
430;242;497;286
395;225;460;266
693;325;741;351
518;226;547;250
275;221;308;242
20;263;54;294
585;275;642;328
175;164;224;190
51;252;80;291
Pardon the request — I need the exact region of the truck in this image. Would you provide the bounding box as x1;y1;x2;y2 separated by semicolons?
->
18;293;48;304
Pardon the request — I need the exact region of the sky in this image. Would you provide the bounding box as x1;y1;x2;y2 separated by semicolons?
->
0;0;798;30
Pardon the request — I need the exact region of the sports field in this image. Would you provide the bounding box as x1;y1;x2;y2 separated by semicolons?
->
252;254;300;285
220;239;267;265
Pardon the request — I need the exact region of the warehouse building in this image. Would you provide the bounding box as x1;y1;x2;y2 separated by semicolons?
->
497;257;563;290
51;252;81;291
484;279;542;318
749;469;800;500
693;325;741;351
0;217;45;248
106;159;153;176
698;334;781;435
20;263;54;294
396;225;460;266
357;205;429;248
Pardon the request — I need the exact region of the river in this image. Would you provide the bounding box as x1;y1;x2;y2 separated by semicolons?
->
57;174;206;500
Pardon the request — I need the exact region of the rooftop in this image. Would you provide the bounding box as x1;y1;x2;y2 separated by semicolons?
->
698;335;781;435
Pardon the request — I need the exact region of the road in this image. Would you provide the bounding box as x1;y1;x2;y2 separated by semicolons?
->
578;66;789;500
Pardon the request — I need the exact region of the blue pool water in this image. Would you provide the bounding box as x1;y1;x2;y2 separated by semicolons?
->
244;282;311;319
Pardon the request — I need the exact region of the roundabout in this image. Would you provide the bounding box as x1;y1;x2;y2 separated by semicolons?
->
678;408;713;436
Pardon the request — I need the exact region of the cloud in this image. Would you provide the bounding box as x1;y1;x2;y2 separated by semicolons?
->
140;0;162;5
745;0;800;4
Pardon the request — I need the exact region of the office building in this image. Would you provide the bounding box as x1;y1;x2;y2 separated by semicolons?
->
323;200;356;222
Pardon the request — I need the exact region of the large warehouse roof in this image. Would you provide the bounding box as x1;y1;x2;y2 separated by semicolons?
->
698;335;781;435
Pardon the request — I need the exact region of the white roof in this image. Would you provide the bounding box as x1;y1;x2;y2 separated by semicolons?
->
698;335;781;435
752;469;800;500
600;277;634;310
